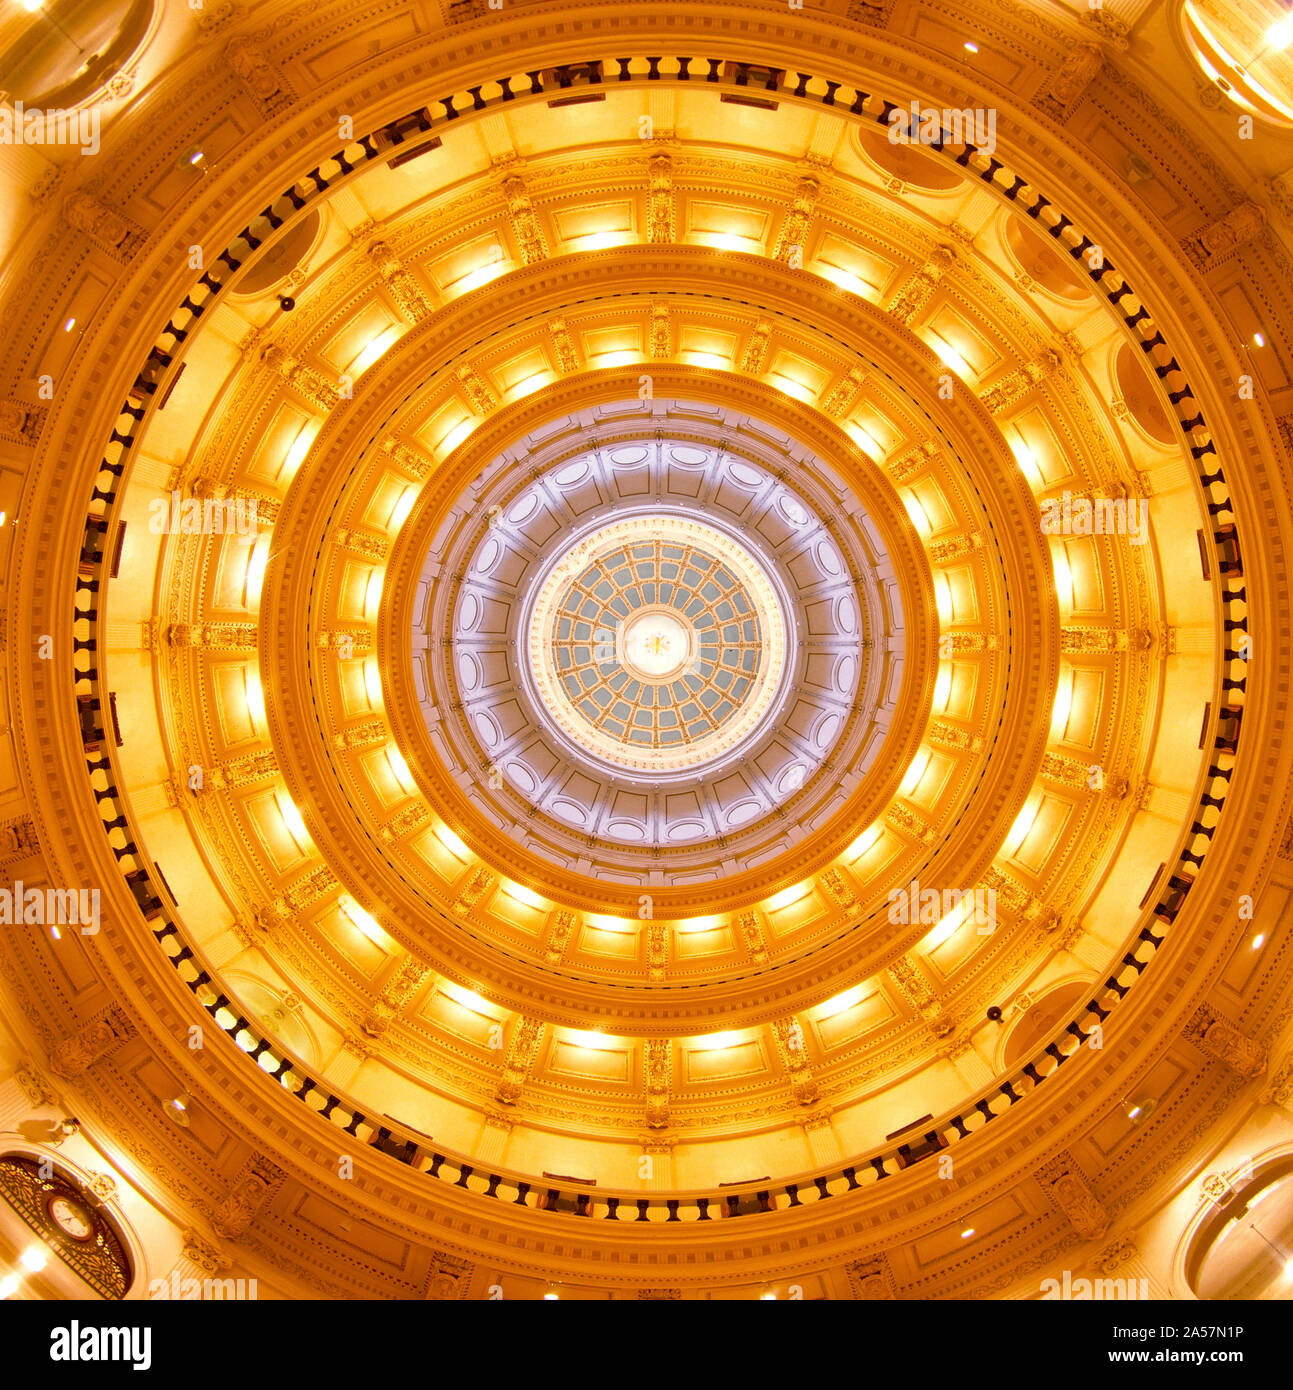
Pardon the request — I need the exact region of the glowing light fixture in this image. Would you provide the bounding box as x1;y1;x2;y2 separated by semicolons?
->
389;487;417;531
0;1274;18;1298
442;982;490;1013
341;897;385;945
1003;791;1042;858
284;422;318;478
692;1030;746;1052
899;747;932;797
1050;666;1074;739
19;1247;46;1273
275;789;311;849
243;670;266;728
1252;933;1266;950
593;350;641;370
434;824;468;857
351;326;400;377
1267;18;1293;50
846;823;883;861
1253;331;1266;347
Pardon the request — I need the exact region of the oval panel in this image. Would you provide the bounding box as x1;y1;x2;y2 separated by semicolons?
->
669;445;709;466
554;460;590;485
472;711;500;748
457;652;480;691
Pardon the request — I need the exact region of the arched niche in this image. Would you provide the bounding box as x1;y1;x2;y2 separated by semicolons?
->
0;1144;147;1300
999;980;1091;1071
1180;1151;1293;1300
0;0;155;109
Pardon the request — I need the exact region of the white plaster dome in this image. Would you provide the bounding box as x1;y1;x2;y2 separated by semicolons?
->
412;403;907;879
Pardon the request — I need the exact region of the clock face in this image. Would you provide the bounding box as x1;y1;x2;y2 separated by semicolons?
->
46;1194;95;1242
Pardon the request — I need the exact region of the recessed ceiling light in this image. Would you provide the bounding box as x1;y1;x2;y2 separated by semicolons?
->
62;317;75;332
1252;933;1266;949
960;1227;975;1238
1268;19;1293;51
964;41;979;54
1253;332;1266;347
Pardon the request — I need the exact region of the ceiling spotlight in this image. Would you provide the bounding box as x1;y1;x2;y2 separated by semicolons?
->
62;317;75;332
1123;1096;1157;1124
165;1093;192;1126
960;1227;975;1239
543;1291;559;1300
1253;332;1266;348
19;1246;47;1272
1267;19;1293;51
963;41;979;54
21;0;44;12
180;148;208;173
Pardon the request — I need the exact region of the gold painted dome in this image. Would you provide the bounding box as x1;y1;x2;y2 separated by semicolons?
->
0;0;1290;1309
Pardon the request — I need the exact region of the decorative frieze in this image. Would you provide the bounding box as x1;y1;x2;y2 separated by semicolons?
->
737;909;768;964
1036;45;1104;122
381;436;434;480
817;867;855;913
646;152;674;244
846;1253;897;1299
211;1155;286;1240
886;245;956;325
888;958;952;1038
772;176;820;262
456;364;498;416
166;623;258;651
650;302;671;359
739;320;772;374
978;350;1062;414
259;344;339;410
453;867;495;917
49;1006;136;1078
0;816;39;867
821;367;866;419
1184;1004;1267;1077
548;319;580;374
495;1017;545;1104
771;1017;819;1105
1182;203;1268;273
501;169;548;264
367;241;431;323
224;36;296;118
644;1038;671;1128
332;719;386;750
1037;1152;1109;1240
62;192;147;262
544;909;577;963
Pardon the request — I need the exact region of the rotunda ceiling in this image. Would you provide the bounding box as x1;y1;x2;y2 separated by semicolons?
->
1;0;1289;1301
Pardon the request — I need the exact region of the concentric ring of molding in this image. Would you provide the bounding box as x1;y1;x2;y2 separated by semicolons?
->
521;510;793;778
12;24;1267;1278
